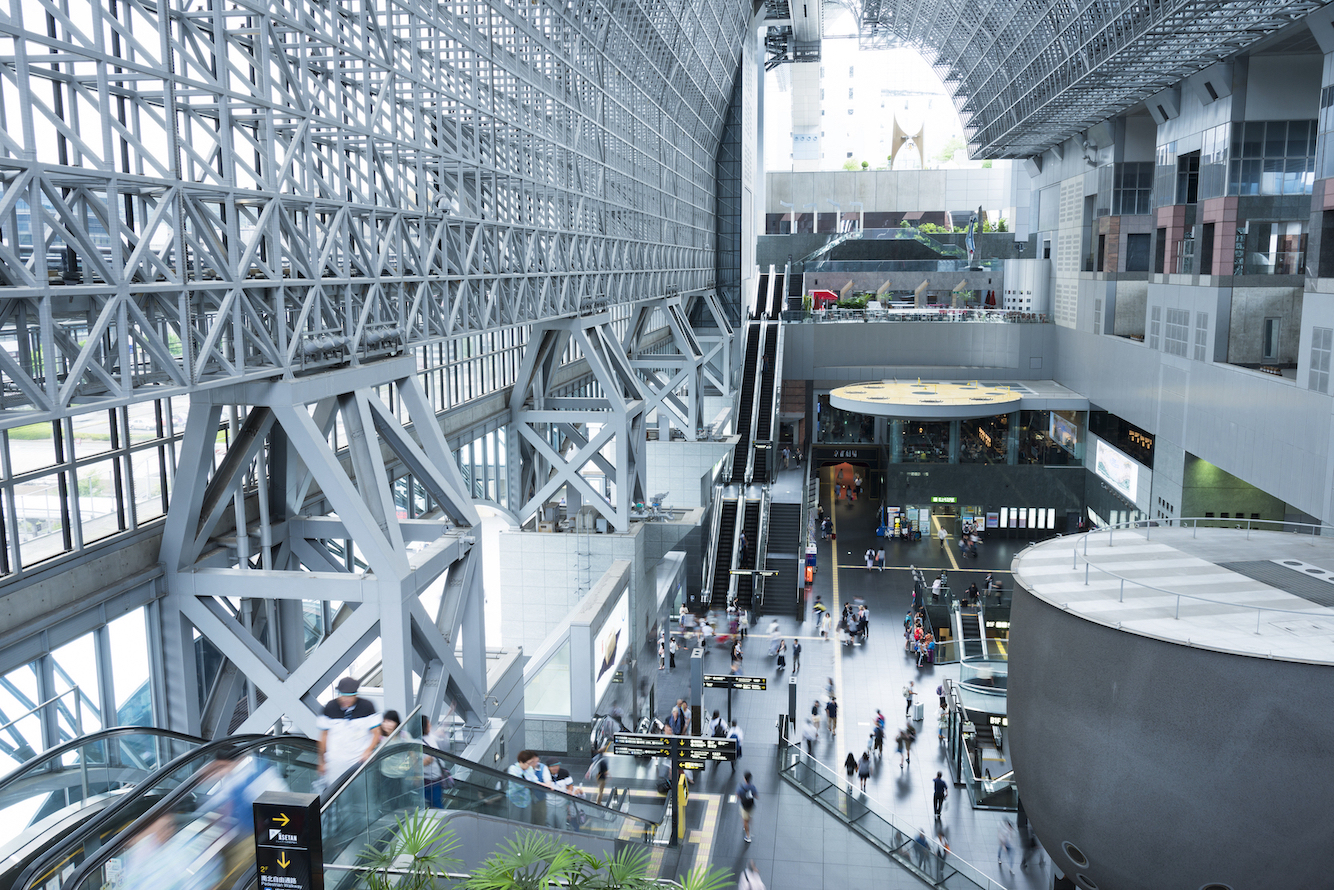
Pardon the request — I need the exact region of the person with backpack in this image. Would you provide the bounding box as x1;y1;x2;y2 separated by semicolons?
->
737;771;758;843
727;720;744;772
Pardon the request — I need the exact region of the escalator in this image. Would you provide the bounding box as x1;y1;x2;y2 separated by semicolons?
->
709;498;739;609
769;271;785;318
7;734;302;890
734;499;761;613
752;323;779;482
764;503;802;618
728;321;762;485
59;733;657;890
959;610;984;658
0;727;205;890
753;272;769;320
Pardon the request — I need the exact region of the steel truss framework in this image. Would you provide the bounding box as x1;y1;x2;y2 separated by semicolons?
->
510;312;646;533
843;0;1330;158
624;296;705;441
159;357;486;738
0;0;750;431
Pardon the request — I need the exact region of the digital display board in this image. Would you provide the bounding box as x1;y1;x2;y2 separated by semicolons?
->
1094;438;1139;500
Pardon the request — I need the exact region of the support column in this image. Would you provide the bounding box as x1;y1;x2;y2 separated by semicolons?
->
949;420;961;464
511;313;647;532
1008;411;1021;465
159;356;487;737
890;420;904;463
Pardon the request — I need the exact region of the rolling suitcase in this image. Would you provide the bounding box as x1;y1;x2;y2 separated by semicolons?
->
913;701;924;722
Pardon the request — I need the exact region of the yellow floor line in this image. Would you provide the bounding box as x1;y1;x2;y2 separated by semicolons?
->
829;479;845;731
688;792;722;871
930;514;961;572
991;637;1008;656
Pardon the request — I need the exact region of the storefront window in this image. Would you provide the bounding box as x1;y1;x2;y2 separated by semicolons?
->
903;422;949;463
961;417;1008;464
1016;411;1077;465
817;395;875;444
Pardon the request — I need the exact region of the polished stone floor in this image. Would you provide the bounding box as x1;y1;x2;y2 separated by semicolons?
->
591;465;1062;890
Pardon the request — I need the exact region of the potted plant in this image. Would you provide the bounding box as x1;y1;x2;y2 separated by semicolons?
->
357;809;462;890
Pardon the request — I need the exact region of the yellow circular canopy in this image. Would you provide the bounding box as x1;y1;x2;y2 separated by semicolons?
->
829;380;1022;419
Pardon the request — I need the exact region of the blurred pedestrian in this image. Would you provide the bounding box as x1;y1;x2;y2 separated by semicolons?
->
857;752;871;791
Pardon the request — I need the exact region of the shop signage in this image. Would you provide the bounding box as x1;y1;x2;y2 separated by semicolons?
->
253;791;324;890
930;496;957;504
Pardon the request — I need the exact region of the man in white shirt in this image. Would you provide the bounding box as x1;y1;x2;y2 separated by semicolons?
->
316;677;381;792
727;720;744;773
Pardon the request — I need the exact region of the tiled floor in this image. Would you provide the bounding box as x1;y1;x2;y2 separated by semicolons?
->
615;466;1059;890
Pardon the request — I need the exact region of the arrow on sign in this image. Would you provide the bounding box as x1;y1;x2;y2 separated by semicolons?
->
273;813;290;827
277;854;290;869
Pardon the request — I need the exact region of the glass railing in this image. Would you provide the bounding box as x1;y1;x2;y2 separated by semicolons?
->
0;727;204;850
776;728;1008;889
782;307;1047;324
323;739;658;873
14;735;267;890
63;735;321;890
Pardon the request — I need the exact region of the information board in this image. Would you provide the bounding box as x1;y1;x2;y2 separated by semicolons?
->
702;674;767;691
611;732;737;761
253;791;324;890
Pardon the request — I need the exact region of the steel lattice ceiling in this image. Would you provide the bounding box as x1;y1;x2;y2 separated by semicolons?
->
843;0;1332;158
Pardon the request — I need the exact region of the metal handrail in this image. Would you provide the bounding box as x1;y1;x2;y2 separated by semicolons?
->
0;687;83;736
1068;518;1334;632
0;726;203;790
776;728;1007;889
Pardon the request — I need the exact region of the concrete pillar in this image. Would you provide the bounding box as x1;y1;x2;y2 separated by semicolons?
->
890;420;904;463
949;420;960;464
874;416;887;444
1007;411;1020;465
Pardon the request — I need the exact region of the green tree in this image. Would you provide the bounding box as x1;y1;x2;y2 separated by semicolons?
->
842;158;859;171
860;160;869;170
981;160;993;168
934;136;966;166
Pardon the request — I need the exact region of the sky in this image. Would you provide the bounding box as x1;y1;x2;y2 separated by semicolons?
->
764;7;985;172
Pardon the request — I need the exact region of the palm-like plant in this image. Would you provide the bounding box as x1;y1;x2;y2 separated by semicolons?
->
461;830;733;890
357;809;462;890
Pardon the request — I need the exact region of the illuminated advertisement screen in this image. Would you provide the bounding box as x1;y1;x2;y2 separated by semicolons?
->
1095;438;1139;499
1050;413;1079;455
593;593;630;706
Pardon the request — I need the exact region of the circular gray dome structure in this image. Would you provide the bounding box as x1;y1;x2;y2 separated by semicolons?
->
1008;526;1334;889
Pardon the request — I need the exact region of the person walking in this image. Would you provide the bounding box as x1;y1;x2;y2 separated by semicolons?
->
825;695;839;736
895;727;907;768
938;525;949;548
810;700;822;735
776;639;787;672
998;819;1016;873
903;722;916;765
586;748;610;805
792;638;802;674
801;716;818;755
658;637;665;670
737;771;758;843
933;771;949;818
857;752;872;791
668;636;677;670
903;681;916;717
727;720;744;773
739;860;765;890
844;752;858;782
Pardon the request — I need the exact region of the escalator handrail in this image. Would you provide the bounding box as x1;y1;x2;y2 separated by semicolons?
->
701;485;725;597
235;735;662;890
61;734;318;890
740;323;768;485
414;741;658;831
13;734;268;890
0;726;205;793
